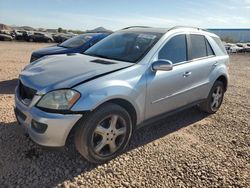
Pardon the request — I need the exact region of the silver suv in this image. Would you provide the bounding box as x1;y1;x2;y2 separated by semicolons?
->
15;26;229;163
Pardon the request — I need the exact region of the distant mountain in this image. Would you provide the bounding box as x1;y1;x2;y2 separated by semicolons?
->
1;23;112;33
86;27;112;33
12;25;36;31
0;23;12;30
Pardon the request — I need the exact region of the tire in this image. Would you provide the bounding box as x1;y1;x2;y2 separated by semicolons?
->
199;81;225;114
47;39;52;43
29;38;33;42
75;103;133;163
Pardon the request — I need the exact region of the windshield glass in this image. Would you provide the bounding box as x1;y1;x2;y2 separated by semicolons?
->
84;32;163;63
59;34;94;48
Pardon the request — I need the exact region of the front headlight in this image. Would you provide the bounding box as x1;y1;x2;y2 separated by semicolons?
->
37;89;80;110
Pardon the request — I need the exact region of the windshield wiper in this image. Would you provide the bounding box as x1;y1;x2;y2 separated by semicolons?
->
58;44;69;48
85;53;112;60
83;53;135;63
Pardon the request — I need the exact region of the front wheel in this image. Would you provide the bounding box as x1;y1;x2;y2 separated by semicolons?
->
75;103;133;163
199;81;225;114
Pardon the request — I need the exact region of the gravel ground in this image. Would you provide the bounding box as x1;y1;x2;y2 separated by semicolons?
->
0;41;249;187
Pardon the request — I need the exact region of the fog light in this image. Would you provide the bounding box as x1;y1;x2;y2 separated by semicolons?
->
31;120;48;133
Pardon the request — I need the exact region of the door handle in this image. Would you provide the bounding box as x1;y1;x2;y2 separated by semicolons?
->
183;71;192;77
212;62;219;67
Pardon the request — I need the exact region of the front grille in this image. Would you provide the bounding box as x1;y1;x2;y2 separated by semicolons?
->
19;81;36;101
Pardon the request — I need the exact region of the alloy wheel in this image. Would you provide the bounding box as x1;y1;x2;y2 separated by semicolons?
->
210;86;223;111
91;115;127;157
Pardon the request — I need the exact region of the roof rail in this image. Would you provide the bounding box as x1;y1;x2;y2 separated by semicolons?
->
168;26;207;32
121;26;151;30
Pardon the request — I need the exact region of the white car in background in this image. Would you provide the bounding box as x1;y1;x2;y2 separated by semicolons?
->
237;43;250;52
228;43;243;53
247;43;250;52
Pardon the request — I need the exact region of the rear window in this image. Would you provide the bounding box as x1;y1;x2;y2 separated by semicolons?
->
212;37;227;55
190;35;207;59
206;39;215;56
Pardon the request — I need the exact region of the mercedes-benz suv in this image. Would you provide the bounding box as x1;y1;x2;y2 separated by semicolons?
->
14;26;229;163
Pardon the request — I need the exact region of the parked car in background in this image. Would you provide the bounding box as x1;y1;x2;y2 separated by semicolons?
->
13;30;28;40
228;43;243;53
244;43;250;52
53;33;77;43
236;43;250;52
0;30;11;35
30;33;109;62
15;26;229;163
27;32;54;43
247;43;250;52
223;43;231;54
0;33;13;41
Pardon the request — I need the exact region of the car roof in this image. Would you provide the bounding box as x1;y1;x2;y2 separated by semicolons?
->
120;27;169;34
120;26;218;37
81;32;110;36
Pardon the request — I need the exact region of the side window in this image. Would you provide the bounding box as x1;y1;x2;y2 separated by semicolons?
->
206;39;215;56
212;37;227;55
190;35;207;59
158;34;187;64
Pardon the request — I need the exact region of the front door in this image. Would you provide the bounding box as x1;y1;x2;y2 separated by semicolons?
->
145;34;192;119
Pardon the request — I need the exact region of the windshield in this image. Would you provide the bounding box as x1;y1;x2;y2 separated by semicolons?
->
84;32;163;63
59;34;94;48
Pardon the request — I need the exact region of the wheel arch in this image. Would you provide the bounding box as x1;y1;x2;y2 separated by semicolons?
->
65;98;138;146
215;75;228;91
103;98;137;127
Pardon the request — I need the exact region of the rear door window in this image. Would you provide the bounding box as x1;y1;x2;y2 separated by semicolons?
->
158;34;187;64
189;35;207;59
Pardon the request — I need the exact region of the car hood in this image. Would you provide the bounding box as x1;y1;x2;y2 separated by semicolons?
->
19;54;133;94
33;45;71;56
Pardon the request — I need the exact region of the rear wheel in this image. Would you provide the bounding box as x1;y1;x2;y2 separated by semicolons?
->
199;81;225;114
75;103;133;163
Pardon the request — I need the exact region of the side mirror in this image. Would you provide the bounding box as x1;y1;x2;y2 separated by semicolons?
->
152;59;173;71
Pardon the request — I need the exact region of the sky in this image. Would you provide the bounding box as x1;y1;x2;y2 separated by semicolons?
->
0;0;250;31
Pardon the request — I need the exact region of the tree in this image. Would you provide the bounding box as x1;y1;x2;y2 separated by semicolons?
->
58;27;63;33
221;36;235;43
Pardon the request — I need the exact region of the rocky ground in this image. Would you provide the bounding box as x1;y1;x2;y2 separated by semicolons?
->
0;41;249;187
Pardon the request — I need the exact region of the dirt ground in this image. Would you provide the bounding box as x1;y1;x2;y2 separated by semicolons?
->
0;41;249;187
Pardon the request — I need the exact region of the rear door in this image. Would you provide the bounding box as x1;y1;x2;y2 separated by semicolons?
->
183;34;217;102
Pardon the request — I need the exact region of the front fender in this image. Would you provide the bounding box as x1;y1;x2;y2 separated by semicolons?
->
71;80;146;124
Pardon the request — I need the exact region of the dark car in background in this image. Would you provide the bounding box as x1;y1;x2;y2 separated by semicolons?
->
30;33;109;62
52;33;77;43
27;32;54;43
0;33;13;41
13;30;27;40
